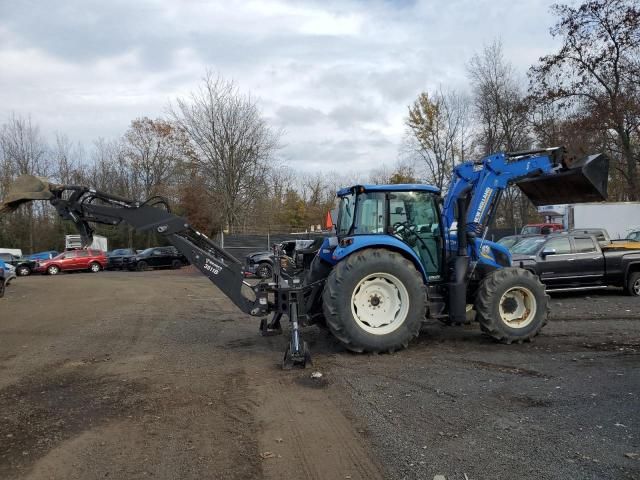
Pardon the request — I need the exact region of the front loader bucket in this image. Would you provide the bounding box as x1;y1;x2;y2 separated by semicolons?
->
0;175;54;214
516;153;609;206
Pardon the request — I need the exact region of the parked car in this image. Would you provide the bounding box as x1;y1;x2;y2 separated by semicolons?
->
510;233;640;295
107;248;137;269
520;223;564;235
0;252;38;276
26;250;60;261
627;230;640;242
124;246;187;271
0;259;6;298
245;240;316;278
35;249;107;275
4;263;17;285
496;234;541;251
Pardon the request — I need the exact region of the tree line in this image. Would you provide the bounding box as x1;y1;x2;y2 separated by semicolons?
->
405;0;639;229
1;0;638;252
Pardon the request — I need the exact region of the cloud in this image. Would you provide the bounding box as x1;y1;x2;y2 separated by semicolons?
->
0;0;559;174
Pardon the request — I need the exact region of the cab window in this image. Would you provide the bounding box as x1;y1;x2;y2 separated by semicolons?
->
573;237;596;253
543;237;571;254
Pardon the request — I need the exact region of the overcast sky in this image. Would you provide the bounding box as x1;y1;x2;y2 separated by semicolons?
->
0;0;561;173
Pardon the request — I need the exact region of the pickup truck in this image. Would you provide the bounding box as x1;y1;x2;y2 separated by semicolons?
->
510;233;640;296
0;252;37;276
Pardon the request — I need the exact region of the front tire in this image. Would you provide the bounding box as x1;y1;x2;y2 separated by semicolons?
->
171;259;182;269
47;265;60;275
475;267;549;344
322;249;426;353
0;279;5;298
625;271;640;297
89;262;101;273
256;262;273;279
17;266;31;276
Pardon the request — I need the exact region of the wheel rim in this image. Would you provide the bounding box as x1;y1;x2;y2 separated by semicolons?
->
91;263;100;272
49;266;59;275
498;286;537;328
633;277;640;295
258;265;271;278
18;267;29;276
350;272;410;335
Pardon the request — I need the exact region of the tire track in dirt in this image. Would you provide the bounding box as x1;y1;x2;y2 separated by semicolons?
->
251;368;384;480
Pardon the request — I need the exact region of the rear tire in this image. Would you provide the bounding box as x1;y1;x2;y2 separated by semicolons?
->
475;267;549;344
89;262;101;273
171;259;182;269
47;265;60;275
322;249;426;353
0;279;5;298
625;271;640;297
136;261;148;272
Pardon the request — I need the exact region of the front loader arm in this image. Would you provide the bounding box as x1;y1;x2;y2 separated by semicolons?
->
1;178;268;317
443;147;609;240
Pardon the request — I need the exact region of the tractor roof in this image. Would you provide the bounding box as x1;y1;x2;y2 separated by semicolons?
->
337;184;440;197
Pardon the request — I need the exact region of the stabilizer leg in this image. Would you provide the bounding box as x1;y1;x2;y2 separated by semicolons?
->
282;299;312;369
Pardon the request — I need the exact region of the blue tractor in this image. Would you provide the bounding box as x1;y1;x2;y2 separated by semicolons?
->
1;147;609;367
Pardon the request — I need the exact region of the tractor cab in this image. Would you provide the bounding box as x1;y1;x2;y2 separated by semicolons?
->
331;184;443;278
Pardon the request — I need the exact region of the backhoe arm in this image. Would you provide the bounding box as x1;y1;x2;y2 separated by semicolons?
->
0;177;268;317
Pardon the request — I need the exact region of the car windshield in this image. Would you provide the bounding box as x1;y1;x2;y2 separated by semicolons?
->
109;249;129;256
521;226;540;234
497;236;520;249
140;248;155;256
628;231;640;241
511;237;546;254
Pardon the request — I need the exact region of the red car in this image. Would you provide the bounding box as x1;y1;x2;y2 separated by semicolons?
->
36;249;107;275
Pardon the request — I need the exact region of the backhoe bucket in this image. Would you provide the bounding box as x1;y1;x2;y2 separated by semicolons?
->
516;153;609;206
0;175;54;214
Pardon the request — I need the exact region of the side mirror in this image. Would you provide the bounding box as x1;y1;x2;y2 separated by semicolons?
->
541;248;556;257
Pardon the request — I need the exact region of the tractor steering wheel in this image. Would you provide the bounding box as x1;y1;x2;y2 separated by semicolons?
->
392;221;418;246
392;221;438;268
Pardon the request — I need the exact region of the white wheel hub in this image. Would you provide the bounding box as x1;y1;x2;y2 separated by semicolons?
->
633;277;640;296
351;273;410;335
498;286;537;328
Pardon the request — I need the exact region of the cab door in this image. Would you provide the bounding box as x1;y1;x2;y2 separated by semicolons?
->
568;236;604;285
388;191;443;279
537;236;575;287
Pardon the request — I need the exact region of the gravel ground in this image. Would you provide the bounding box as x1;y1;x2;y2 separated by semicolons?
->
0;270;638;480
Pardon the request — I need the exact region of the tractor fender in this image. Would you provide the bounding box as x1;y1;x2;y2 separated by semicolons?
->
324;235;428;282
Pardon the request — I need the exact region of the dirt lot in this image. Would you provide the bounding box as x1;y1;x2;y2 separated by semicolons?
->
1;269;638;480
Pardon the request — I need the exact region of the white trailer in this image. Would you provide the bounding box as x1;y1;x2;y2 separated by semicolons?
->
65;235;108;252
0;248;23;257
567;202;640;239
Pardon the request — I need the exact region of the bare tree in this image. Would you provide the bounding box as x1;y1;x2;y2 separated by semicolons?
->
0;114;50;252
404;89;470;190
529;0;640;200
468;41;531;153
467;41;536;230
123;117;184;200
171;73;281;232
